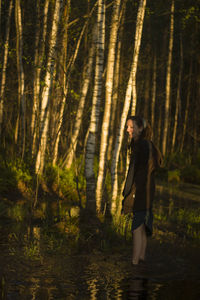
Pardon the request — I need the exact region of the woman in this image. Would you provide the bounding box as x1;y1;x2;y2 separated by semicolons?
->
122;116;162;265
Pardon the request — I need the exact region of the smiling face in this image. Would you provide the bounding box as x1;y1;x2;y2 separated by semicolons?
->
126;119;143;140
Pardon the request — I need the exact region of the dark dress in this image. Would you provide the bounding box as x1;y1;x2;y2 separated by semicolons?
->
123;138;161;236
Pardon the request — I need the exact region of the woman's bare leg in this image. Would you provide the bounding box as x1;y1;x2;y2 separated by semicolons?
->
139;224;147;261
132;224;147;265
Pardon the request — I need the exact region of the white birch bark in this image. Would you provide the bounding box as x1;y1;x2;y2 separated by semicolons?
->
15;0;25;157
31;0;49;156
63;27;96;169
35;0;63;174
52;0;71;166
131;0;146;115
0;0;13;136
53;1;97;166
162;0;174;156
96;0;121;211
85;0;105;211
111;0;146;210
107;1;126;160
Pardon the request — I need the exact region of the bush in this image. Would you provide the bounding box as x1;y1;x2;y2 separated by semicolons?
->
181;165;200;184
0;158;32;195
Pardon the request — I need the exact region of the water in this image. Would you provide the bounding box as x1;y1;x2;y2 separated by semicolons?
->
0;183;200;299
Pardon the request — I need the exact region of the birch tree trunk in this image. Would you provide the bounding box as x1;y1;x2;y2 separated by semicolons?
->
171;34;183;153
0;0;13;137
31;0;50;156
107;1;126;161
85;0;105;212
63;26;95;169
162;0;174;156
96;0;121;212
180;53;193;153
111;0;146;212
52;0;70;166
53;1;97;166
35;0;63;174
15;0;26;157
131;0;146;115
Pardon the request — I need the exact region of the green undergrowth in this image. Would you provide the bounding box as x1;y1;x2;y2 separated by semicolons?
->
0;155;33;196
163;149;200;184
154;206;200;243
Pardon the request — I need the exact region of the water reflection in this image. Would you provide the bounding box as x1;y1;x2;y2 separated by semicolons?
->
1;183;200;299
122;276;148;299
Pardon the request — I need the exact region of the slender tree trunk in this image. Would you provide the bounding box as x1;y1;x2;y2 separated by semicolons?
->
151;51;157;132
107;0;126;160
35;0;63;174
63;25;95;169
162;0;174;156
131;0;146;115
180;52;193;153
111;0;146;210
52;0;71;166
171;34;183;153
96;0;121;212
53;1;97;166
0;0;13;137
85;0;105;211
143;59;150;119
15;0;26;157
31;0;50;156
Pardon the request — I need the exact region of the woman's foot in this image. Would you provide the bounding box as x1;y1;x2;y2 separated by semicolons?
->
132;259;139;265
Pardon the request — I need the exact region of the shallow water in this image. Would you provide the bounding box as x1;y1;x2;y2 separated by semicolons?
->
0;184;200;299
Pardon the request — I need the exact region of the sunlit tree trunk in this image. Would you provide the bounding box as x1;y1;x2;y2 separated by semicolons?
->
35;0;63;174
96;0;121;212
171;34;183;153
63;25;95;169
85;0;105;211
131;0;146;115
31;0;50;156
0;0;13;137
15;0;26;157
162;0;174;156
52;0;71;166
107;1;126;160
111;0;146;211
180;51;193;153
53;1;97;166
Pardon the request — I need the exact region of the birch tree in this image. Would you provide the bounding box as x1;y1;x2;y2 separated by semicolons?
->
63;26;96;169
111;0;146;213
131;0;147;115
15;0;25;157
0;0;13;137
52;0;71;166
162;0;174;156
180;52;193;153
31;0;50;156
35;0;63;174
54;1;97;167
96;0;121;211
171;34;183;153
85;0;105;212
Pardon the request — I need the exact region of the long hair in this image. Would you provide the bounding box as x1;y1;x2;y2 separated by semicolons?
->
127;115;152;140
127;115;163;166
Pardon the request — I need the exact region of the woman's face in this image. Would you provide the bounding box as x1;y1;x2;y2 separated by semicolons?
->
126;119;142;140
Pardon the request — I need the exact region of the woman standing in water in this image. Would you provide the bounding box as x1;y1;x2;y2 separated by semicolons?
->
122;116;162;265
